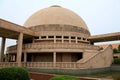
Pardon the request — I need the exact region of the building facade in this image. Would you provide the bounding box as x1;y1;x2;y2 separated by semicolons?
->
0;5;120;69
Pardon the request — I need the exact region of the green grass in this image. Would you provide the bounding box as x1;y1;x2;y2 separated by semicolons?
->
51;75;79;80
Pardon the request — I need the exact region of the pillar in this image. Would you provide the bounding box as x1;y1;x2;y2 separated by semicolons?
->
17;33;23;66
0;37;6;62
69;36;71;43
24;52;27;62
53;52;56;67
54;36;56;43
76;37;78;43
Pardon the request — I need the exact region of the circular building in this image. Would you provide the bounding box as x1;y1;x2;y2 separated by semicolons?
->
7;5;113;69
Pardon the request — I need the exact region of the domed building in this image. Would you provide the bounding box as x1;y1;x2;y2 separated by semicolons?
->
0;5;118;69
23;5;92;63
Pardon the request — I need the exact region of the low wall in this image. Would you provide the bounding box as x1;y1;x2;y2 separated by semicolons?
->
29;65;120;80
111;65;120;71
28;67;110;75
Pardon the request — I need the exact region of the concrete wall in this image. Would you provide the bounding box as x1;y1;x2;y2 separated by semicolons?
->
32;53;53;62
29;65;120;75
32;53;82;62
77;45;113;69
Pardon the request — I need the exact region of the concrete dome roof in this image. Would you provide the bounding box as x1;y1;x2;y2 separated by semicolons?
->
24;5;89;30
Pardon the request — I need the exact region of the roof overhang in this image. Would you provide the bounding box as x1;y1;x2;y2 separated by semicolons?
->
89;32;120;43
0;19;35;39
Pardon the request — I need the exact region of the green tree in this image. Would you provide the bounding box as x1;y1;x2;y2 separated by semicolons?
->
118;44;120;52
113;48;118;53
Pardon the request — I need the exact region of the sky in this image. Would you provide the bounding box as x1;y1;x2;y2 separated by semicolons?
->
0;0;120;50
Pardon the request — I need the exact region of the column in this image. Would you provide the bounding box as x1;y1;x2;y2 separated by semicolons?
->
76;37;78;43
17;33;23;66
53;52;56;67
69;36;71;43
0;37;6;62
54;36;56;43
24;52;27;62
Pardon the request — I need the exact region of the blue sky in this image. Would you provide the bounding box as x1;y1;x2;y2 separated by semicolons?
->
0;0;120;48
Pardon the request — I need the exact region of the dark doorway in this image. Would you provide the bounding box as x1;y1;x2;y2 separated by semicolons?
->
27;53;32;62
71;52;83;62
77;53;83;60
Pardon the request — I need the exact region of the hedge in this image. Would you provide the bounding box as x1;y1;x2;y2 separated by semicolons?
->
51;75;79;80
114;58;120;64
0;67;30;80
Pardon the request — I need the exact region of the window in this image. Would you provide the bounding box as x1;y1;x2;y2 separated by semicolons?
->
77;37;81;40
48;36;54;38
41;36;46;39
83;38;86;40
56;36;62;38
34;37;39;39
71;36;75;39
64;36;69;39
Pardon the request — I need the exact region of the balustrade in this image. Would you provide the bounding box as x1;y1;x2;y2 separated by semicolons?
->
7;43;100;53
0;62;18;68
0;62;86;69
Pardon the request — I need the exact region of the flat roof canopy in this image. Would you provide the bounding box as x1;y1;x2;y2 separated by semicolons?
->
0;19;35;39
89;32;120;43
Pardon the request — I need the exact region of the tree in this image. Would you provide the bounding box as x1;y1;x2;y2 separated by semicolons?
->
118;44;120;52
113;48;118;53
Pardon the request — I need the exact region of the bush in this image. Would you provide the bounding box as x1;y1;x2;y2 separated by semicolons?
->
114;58;120;64
51;75;79;80
113;48;118;53
0;67;30;80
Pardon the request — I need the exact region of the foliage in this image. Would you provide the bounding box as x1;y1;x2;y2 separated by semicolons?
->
114;58;120;64
0;67;30;80
51;75;79;80
113;44;120;53
113;48;118;53
118;44;120;52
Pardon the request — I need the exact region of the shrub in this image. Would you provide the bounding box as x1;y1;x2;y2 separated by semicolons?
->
114;58;120;64
113;48;118;53
51;75;79;80
0;67;30;80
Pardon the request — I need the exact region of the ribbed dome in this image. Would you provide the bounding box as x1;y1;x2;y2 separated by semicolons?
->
24;5;89;31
